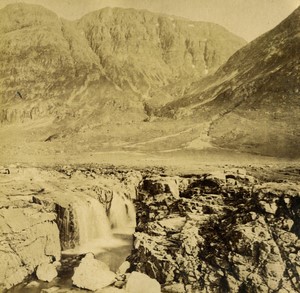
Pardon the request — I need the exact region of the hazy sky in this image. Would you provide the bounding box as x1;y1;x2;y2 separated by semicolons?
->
0;0;299;41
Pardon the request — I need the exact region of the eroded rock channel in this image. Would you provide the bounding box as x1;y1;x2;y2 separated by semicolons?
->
1;165;300;293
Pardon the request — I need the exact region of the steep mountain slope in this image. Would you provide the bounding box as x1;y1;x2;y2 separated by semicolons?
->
0;3;247;159
162;6;300;157
0;3;145;126
77;7;245;106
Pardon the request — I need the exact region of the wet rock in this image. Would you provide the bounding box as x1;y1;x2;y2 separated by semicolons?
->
260;200;277;214
114;280;126;289
72;253;116;291
125;272;161;293
25;280;40;288
36;262;58;282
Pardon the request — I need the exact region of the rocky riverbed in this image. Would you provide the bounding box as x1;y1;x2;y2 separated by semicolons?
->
1;164;300;292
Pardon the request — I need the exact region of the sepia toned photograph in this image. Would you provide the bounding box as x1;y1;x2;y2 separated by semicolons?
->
0;0;300;292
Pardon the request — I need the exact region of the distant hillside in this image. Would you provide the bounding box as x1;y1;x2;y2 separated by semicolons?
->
161;6;300;157
0;3;245;125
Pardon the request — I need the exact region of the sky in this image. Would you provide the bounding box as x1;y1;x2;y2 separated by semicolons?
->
0;0;299;41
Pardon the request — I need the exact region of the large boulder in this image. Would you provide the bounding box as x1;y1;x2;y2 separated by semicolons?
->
36;262;58;282
125;272;161;293
72;253;116;291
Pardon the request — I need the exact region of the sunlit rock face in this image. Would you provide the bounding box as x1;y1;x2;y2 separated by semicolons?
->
0;202;60;290
72;253;116;291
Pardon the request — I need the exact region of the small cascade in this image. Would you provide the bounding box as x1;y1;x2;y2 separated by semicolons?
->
72;197;112;245
63;191;136;255
108;191;136;233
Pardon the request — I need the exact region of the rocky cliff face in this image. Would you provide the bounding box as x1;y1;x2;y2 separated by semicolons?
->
161;6;300;157
131;171;300;292
0;201;60;290
78;7;245;104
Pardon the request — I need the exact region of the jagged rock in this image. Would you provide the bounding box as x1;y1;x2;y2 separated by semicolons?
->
36;262;58;282
72;253;116;291
132;173;300;292
142;176;180;199
260;200;277;214
125;272;161;293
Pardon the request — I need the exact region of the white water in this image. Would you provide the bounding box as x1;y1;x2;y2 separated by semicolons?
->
75;197;112;244
63;192;136;255
109;191;136;231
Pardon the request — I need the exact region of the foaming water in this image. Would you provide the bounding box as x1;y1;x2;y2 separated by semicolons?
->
73;197;112;245
63;192;136;256
109;192;136;229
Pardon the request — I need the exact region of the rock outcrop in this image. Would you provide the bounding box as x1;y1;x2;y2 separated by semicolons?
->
0;201;60;290
130;172;300;292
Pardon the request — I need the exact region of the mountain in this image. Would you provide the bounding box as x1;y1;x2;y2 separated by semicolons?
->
77;7;245;106
161;6;300;157
0;3;247;160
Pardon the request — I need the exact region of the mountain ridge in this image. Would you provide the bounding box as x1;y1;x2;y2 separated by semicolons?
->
161;5;300;157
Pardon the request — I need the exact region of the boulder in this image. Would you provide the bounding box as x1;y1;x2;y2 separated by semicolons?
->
25;280;40;288
36;262;58;282
125;272;161;293
117;261;131;275
72;253;116;291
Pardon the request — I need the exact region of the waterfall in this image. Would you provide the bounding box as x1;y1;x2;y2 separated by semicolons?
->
63;192;136;255
109;191;136;233
73;197;112;245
